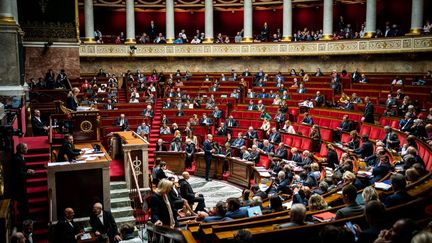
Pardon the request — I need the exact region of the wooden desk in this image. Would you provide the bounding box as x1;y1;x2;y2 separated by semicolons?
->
155;151;186;174
113;131;149;189
195;152;226;179
47;142;111;221
77;233;99;243
228;157;254;188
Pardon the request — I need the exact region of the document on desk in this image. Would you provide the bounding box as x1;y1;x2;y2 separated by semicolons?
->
80;233;92;240
84;157;97;161
81;154;105;158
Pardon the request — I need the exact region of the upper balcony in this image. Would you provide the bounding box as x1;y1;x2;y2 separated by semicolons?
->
79;36;432;58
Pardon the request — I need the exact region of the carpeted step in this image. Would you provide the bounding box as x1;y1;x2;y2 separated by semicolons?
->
27;185;48;195
28;196;49;205
24;153;50;162
27;177;48;187
26;161;48;168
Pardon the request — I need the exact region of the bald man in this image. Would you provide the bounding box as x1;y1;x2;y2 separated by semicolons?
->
89;202;121;242
179;172;206;212
55;207;83;243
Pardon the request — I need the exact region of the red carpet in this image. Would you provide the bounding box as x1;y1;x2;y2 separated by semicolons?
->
110;159;125;181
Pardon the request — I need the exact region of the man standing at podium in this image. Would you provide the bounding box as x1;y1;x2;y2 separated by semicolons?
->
58;135;82;162
203;134;215;181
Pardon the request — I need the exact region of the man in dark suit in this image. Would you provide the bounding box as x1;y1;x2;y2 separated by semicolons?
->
11;143;35;221
56;207;83;243
200;114;213;126
179;172;206;212
225;115;238;128
383;174;412;207
247;100;257;110
169;138;182;152
242;68;251;77
382;126;400;150
313;91;325;107
163;98;174;109
142;105;154;118
31;109;49;136
57;135;82;162
363;96;375;123
90;203;121;243
351;69;361;82
274;111;286;126
115;114;129;131
149;20;158;41
260;139;274;154
338;115;351;132
216;122;228;136
231;133;245;148
104;99;115;110
245;126;258;139
342;100;354;110
274;143;288;160
203;134;215;181
335;184;364;219
156;139;167;152
268;128;281;144
354;134;374;159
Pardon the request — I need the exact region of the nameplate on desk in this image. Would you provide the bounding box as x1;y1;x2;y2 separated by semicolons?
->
48;161;86;166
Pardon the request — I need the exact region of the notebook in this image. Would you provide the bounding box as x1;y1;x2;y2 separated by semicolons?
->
247;206;263;217
312;212;336;222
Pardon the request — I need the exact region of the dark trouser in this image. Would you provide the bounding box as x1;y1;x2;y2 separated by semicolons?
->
189;194;206;212
205;156;212;179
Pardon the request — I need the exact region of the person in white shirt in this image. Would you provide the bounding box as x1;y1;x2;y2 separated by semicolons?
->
298;99;314;108
118;223;142;243
191;36;201;44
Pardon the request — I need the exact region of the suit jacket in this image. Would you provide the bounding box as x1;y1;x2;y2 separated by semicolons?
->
169;142;182;152
364;103;375;123
212;110;223;119
203;140;213;158
335;203;364;219
58;142;81;162
326;150;339;169
371;162;392;183
150;193;176;226
216;126;227;135
274;147;287;160
156;143;167;151
104;103;115;110
383;132;400;149
340;121;351;132
291;153;302;163
200;118;213;126
247;104;257;110
168;187;184;210
89;211;119;241
225;119;238;127
383;191;412;208
301;117;313;125
262;144;274;154
245;130;258;139
268;132;281;143
32;117;47;136
143;109;154;118
314;95;325;107
274;113;286;124
232;138;245;147
66;96;78;111
178;178;196;204
56;218;81;243
11;154;28;199
115;117;129;131
354;141;374;159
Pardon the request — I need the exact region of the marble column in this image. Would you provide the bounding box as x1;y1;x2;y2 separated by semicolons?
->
321;0;333;40
364;0;376;38
84;0;95;43
11;0;18;23
0;0;15;23
408;0;423;35
242;0;253;42
125;0;136;43
204;0;214;43
166;0;175;43
282;0;292;41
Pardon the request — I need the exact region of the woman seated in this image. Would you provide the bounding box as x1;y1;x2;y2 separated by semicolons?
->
272;95;282;105
338;92;350;103
308;194;328;212
260;118;271;134
344;130;360;150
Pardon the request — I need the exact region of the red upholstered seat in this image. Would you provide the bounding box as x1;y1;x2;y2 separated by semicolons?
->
284;136;293;147
369;127;382;140
320;118;331;128
257;154;270;169
359;125;371;137
341;133;351;143
321;129;332;142
301;139;312;151
390;120;399;129
319;143;328;157
329;120;340;130
293;137;302;149
298;126;311;136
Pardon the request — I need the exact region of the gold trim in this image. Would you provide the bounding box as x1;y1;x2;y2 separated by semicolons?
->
281;36;291;42
406;28;422;36
125;38;136;44
0;16;16;25
241;37;253;43
166;38;174;43
363;32;375;38
203;38;214;43
320;34;332;40
75;0;80;43
83;37;96;43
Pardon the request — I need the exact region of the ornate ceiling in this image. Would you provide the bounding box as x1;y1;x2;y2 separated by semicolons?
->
78;0;366;9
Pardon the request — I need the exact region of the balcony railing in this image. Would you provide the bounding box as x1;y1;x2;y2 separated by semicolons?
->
79;36;432;58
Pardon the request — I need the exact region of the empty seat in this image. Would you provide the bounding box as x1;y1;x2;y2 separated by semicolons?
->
301;139;312;151
293;137;302;149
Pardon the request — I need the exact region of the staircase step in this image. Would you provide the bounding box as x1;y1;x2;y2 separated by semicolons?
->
111;206;133;218
28;196;49;205
27;177;48;186
111;188;129;198
24;153;50;162
111;197;131;208
26;161;48;168
27;185;48;194
110;181;127;190
29;206;48;215
115;216;137;225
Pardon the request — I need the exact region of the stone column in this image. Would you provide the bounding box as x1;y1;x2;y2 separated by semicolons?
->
165;0;175;43
11;0;18;23
204;0;214;43
0;0;15;24
84;0;95;43
125;0;136;43
282;0;292;41
242;0;253;42
408;0;423;35
321;0;333;40
364;0;376;38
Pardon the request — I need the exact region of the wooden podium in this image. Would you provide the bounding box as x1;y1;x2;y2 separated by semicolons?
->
195;152;226;179
155;151;186;175
113;131;150;189
47;142;111;221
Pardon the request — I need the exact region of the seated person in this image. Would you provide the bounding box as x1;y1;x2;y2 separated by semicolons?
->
225;115;238;128
57;135;82;162
142;105;154;118
382;126;400;150
199;201;226;223
31;109;50;136
301;112;313;125
260;139;274;154
247;100;257;110
212;106;223;119
268;127;281;143
298;99;314;108
290;147;302;163
136;122;150;138
231;133;245;148
160;124;171;135
245;126;258;139
274;143;287;160
169;138;182;152
240;146;251;160
256;100;266;112
335;184;364;219
354;134;374;159
248;145;260;164
156;139;167;151
369;154;393;184
179;172;206;212
115;114;129;131
383;173;412;207
200;114;213;126
224;198;248;220
277;204;310;228
216;122;228;136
